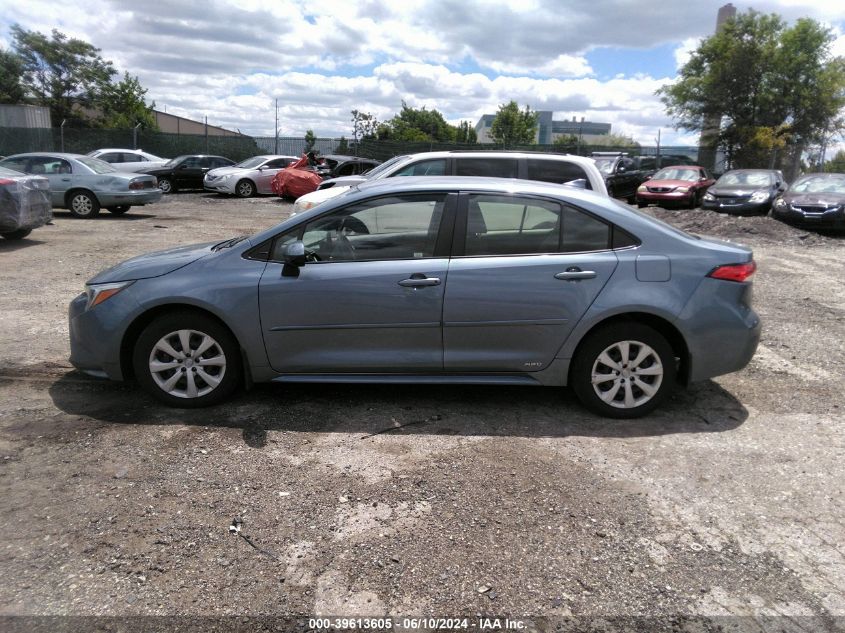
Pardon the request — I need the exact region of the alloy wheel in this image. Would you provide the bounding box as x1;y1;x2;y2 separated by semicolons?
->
590;340;664;409
148;329;227;399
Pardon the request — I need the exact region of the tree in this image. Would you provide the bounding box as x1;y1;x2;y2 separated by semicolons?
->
589;133;641;150
335;136;349;154
454;120;477;144
97;72;157;129
823;149;845;173
552;133;579;149
379;102;456;142
351;110;380;142
304;128;316;153
490;101;538;146
658;11;845;170
0;48;25;103
12;25;116;125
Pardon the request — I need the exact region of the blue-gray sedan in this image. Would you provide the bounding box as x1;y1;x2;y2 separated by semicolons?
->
0;153;161;218
68;177;761;418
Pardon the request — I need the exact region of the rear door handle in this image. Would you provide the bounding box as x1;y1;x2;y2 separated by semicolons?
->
555;268;596;281
398;274;441;287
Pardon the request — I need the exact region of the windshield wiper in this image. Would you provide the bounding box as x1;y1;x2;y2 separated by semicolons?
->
211;235;248;251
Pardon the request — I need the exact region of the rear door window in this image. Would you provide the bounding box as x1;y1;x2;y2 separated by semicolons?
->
562;207;610;252
455;158;518;178
526;159;592;189
464;194;561;256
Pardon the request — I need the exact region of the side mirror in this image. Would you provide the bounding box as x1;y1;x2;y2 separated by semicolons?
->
178;164;189;170
281;240;306;267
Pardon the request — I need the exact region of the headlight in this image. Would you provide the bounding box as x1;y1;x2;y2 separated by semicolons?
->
637;185;647;192
774;197;787;208
85;281;134;310
676;187;689;193
749;190;769;203
703;192;715;201
294;200;317;213
221;174;234;181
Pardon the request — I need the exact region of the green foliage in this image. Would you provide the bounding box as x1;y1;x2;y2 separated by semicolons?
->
0;48;25;103
335;136;349;154
824;149;845;174
589;133;641;150
11;24;116;126
97;72;157;130
490;101;538;146
304;128;316;153
658;11;845;168
454;120;477;144
552;133;579;149
379;102;456;142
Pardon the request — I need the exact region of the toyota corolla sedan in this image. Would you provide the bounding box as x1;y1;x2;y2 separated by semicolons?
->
204;155;297;197
69;177;760;419
0;153;161;218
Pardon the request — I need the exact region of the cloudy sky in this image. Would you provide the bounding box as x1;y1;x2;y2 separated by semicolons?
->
2;0;845;145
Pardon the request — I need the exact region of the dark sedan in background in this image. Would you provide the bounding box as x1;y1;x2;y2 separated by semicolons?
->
0;166;52;240
141;155;234;193
702;169;787;215
770;173;845;230
315;155;381;179
636;165;715;208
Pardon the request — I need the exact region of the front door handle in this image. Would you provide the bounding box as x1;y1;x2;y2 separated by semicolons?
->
398;273;441;287
555;267;596;281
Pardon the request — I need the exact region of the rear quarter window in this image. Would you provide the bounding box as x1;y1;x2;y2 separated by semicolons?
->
526;159;592;189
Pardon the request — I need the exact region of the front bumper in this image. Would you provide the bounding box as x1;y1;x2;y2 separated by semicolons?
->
96;189;163;207
204;177;237;194
68;288;141;381
771;206;845;230
637;191;695;207
701;198;770;215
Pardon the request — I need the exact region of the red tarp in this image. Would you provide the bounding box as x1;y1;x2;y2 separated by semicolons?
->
271;155;322;198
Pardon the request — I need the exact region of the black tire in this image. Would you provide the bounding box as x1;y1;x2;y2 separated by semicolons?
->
107;205;130;215
67;190;100;218
636;200;647;208
1;229;32;240
570;322;676;419
132;311;242;408
235;179;256;198
157;177;174;194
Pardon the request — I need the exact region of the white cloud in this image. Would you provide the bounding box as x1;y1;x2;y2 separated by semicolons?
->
674;37;702;70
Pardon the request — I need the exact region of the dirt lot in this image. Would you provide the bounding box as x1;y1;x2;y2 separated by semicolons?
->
0;192;843;629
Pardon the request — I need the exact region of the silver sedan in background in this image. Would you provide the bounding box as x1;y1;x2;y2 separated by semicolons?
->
204;154;297;197
87;148;169;173
0;153;162;218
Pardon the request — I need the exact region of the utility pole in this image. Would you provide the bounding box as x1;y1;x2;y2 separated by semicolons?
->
133;122;142;150
60;119;67;152
204;115;209;154
274;98;279;154
698;3;736;172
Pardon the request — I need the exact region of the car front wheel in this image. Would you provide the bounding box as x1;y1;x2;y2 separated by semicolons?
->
571;322;675;418
236;179;256;198
133;312;241;407
107;205;130;214
157;177;174;194
68;191;100;218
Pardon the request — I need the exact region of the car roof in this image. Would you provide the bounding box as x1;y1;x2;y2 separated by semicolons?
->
7;152;88;159
393;150;597;165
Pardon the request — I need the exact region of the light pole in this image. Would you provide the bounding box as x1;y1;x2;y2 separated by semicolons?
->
133;122;142;150
60;119;67;152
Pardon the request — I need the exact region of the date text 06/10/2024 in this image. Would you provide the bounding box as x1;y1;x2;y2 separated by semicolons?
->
308;617;528;630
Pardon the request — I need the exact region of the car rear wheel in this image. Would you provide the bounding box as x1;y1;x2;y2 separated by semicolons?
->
68;191;100;218
236;179;256;198
107;205;130;215
133;312;241;408
157;177;174;194
1;229;32;240
571;322;675;419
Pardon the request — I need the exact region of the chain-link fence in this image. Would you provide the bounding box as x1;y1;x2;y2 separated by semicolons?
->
1;126;705;168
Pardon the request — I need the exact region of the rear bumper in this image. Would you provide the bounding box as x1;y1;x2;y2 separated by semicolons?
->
679;278;761;382
96;189;163;207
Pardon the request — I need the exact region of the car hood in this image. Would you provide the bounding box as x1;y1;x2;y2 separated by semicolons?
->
782;191;845;206
710;185;769;196
646;179;698;189
320;175;368;188
206;166;256;178
87;241;216;284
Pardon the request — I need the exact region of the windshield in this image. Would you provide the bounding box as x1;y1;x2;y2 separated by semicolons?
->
363;154;409;179
717;171;773;187
234;156;267;169
593;158;615;175
790;175;845;194
76;157;117;174
653;168;700;181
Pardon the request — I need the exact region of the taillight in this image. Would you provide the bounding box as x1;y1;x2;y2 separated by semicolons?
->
0;178;15;186
129;180;146;190
708;261;756;282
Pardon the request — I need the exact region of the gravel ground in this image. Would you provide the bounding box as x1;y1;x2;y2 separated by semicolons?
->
0;193;843;630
